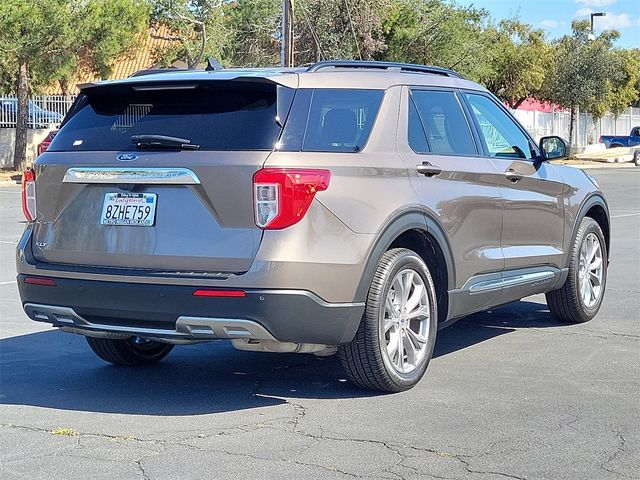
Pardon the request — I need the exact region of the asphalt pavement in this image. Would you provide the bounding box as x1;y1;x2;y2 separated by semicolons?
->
0;168;638;480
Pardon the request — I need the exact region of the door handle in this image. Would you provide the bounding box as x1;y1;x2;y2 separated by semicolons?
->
505;168;523;183
416;162;442;177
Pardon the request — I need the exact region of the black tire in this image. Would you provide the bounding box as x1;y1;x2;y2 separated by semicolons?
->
633;149;640;167
546;217;607;323
339;248;438;392
610;143;624;148
86;336;174;366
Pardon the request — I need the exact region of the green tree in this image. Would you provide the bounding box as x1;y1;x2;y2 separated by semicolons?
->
295;0;388;64
543;20;623;146
150;0;227;68
479;19;551;108
0;0;148;169
0;0;74;170
80;0;151;79
223;0;281;67
380;0;488;77
592;48;640;117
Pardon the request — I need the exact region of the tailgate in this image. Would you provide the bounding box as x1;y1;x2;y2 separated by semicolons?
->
31;79;289;273
32;152;267;273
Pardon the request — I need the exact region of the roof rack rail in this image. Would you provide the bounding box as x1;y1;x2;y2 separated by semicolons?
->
306;60;462;78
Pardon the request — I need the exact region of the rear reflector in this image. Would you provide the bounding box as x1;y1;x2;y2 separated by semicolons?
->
21;168;36;222
24;277;57;286
193;289;246;298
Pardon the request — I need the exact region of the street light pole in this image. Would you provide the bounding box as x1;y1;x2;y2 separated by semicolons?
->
590;12;606;36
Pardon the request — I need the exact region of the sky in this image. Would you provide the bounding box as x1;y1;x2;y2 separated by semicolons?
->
456;0;640;48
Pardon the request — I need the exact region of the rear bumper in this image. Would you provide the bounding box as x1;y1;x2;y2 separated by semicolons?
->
17;275;364;345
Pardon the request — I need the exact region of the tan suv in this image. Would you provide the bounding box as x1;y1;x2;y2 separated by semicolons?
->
16;61;610;392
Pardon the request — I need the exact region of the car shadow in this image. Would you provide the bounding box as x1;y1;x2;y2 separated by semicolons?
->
0;300;563;415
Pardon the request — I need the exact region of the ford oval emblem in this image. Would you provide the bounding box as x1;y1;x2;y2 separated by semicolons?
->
116;153;138;162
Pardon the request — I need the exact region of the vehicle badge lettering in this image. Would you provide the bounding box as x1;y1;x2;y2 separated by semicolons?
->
116;153;138;162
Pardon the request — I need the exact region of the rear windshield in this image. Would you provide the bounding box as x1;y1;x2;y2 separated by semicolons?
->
49;81;284;152
279;89;384;152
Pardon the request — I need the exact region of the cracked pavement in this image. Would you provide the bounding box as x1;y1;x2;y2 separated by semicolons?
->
1;169;638;479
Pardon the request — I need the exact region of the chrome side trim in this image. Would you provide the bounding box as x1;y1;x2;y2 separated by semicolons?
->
63;167;201;185
23;303;276;341
469;270;557;295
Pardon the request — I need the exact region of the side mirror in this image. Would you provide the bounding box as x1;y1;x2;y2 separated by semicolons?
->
539;136;570;161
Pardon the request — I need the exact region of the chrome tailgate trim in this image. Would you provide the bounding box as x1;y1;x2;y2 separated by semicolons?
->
63;167;201;184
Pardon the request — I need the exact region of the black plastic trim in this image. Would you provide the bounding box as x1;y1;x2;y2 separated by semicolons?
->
354;210;455;304
569;194;611;264
17;276;364;345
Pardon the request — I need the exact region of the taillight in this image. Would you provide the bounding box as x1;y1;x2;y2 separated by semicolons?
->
253;168;331;229
21;168;36;222
598;137;603;144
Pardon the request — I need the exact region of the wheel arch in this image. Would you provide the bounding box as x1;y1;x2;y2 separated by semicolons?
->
571;194;611;261
355;210;455;324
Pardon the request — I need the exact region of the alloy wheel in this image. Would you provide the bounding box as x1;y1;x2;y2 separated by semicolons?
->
578;232;603;309
380;268;431;374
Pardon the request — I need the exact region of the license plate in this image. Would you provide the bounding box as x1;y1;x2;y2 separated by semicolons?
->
100;193;157;226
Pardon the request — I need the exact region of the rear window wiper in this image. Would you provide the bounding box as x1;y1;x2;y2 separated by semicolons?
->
131;135;200;150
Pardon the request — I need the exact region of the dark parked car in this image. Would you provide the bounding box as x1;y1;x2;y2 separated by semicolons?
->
16;61;610;392
0;99;63;129
599;126;640;148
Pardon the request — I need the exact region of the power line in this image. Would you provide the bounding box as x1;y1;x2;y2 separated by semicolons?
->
296;0;326;61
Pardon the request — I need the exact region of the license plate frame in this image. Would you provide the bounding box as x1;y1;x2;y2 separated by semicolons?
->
100;192;157;227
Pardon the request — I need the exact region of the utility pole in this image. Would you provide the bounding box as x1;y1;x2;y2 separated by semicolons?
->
281;0;294;67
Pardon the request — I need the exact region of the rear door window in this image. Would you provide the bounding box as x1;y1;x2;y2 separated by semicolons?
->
49;81;284;151
409;90;477;156
280;89;384;152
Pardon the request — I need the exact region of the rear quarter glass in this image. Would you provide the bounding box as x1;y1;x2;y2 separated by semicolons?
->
49;81;293;152
279;88;384;152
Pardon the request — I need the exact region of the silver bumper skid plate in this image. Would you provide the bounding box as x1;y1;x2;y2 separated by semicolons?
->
23;303;277;342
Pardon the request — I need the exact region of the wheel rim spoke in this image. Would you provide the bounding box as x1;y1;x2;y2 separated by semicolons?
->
384;316;395;333
404;331;418;367
395;330;404;368
405;305;430;320
387;330;399;358
401;271;414;307
405;327;428;346
392;276;404;306
404;283;424;313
